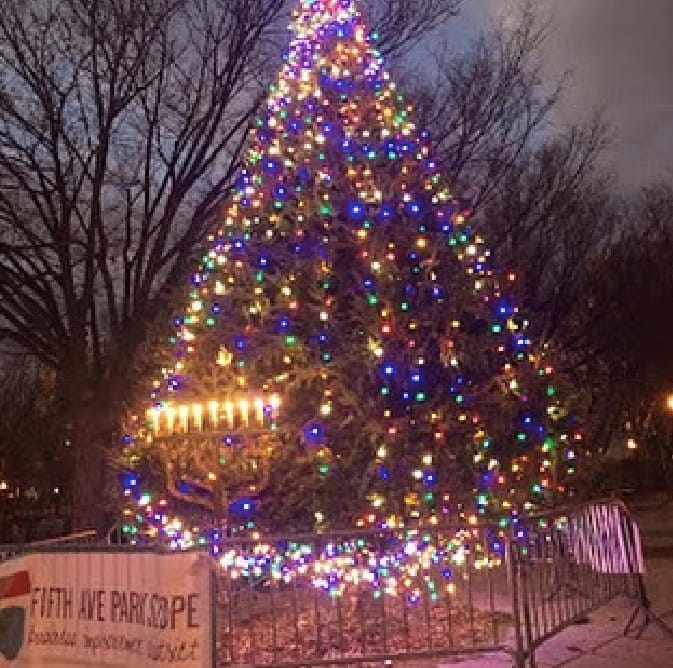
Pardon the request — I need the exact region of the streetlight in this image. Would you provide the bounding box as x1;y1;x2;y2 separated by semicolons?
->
666;394;673;413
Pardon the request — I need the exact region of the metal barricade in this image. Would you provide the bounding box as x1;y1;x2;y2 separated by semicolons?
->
509;500;672;667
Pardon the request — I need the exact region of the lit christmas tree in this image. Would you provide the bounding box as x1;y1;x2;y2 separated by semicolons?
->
120;0;579;546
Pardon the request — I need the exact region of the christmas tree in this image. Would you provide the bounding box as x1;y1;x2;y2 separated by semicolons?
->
120;0;579;547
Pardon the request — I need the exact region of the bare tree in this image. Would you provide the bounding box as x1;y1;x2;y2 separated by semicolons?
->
411;5;564;211
483;121;613;341
570;183;673;459
410;6;613;344
0;363;65;494
0;0;460;531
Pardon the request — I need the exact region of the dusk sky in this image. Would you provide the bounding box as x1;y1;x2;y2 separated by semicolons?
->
454;0;673;191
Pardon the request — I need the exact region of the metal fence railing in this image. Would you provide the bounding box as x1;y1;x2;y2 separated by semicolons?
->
0;501;669;667
0;528;98;561
213;526;513;667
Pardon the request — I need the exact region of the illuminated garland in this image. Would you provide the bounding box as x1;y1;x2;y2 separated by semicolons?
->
120;0;579;550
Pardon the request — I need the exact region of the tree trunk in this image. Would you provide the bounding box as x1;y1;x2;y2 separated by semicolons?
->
71;429;108;533
67;371;127;535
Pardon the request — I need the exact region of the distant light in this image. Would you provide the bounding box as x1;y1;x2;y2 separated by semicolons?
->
627;438;638;450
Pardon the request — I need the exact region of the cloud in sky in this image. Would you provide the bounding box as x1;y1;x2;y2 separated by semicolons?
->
451;0;673;189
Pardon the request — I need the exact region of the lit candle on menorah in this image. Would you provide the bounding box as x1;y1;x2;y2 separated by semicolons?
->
193;404;203;431
178;405;189;433
208;401;219;429
254;398;264;424
224;401;235;428
149;407;161;434
165;406;175;434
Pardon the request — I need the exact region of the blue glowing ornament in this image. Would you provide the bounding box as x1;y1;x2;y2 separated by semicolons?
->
382;362;395;377
405;200;422;216
302;419;326;446
257;255;270;268
121;473;137;488
347;200;365;220
263;158;279;174
378;203;394;221
378;465;390;481
234;336;247;350
229;498;255;515
273;185;288;201
235;172;251;190
257;130;271;144
496;300;513;317
211;303;221;314
277;316;290;331
410;370;423;384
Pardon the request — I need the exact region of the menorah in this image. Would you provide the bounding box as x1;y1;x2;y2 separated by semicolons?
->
142;394;281;522
145;394;281;436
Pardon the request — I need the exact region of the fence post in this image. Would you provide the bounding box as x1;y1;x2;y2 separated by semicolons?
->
211;563;218;668
507;528;528;668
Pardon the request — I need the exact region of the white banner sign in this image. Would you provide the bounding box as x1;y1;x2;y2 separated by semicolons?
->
0;550;212;667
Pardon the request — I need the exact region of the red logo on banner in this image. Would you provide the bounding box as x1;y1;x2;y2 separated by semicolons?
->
0;570;31;660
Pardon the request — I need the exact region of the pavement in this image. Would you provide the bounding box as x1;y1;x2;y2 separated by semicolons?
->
440;598;673;666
